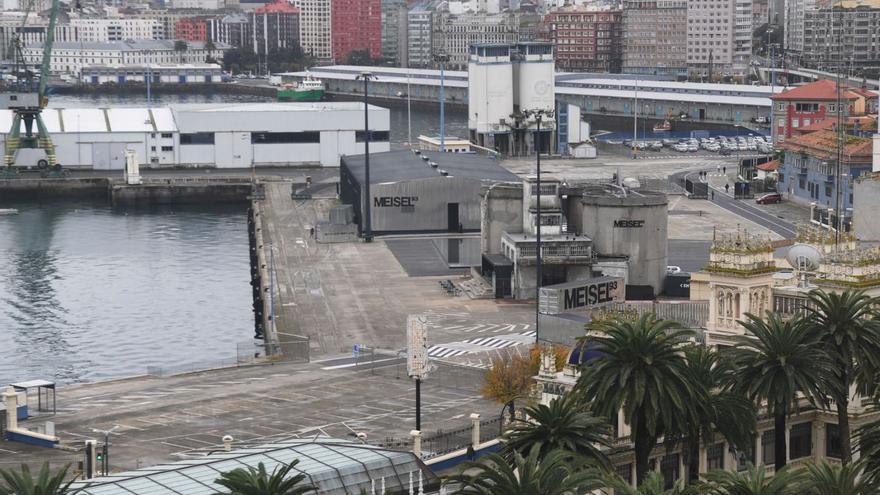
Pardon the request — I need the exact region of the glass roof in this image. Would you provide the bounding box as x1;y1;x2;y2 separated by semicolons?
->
71;438;440;495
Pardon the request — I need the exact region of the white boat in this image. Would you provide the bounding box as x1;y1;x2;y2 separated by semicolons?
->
0;208;19;215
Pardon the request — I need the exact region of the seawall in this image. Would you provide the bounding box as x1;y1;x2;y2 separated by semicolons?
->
0;177;255;205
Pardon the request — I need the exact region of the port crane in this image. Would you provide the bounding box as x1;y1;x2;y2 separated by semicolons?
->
1;0;63;178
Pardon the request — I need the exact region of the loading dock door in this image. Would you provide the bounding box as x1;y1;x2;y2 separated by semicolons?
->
447;203;459;232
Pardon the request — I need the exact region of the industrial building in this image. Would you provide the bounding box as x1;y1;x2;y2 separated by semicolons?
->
480;178;669;300
79;63;223;85
468;42;556;156
0;102;390;169
339;149;519;237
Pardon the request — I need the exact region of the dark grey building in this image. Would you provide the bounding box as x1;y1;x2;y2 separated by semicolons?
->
340;149;519;236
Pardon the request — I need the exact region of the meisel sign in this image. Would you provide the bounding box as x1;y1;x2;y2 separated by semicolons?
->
539;276;625;315
374;196;419;207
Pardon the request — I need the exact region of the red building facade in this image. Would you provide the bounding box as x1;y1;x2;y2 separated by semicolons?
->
543;8;622;72
175;17;209;42
770;80;866;142
331;0;381;63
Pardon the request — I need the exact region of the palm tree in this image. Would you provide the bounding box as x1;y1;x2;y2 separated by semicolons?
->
502;393;611;467
443;447;603;495
681;345;757;483
856;416;880;488
0;463;82;495
804;289;880;464
605;471;691;495
213;459;316;495
730;312;831;472
803;459;877;495
696;463;807;495
575;314;697;485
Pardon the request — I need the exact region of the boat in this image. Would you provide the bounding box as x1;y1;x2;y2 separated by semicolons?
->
0;208;19;215
277;75;324;102
653;120;672;132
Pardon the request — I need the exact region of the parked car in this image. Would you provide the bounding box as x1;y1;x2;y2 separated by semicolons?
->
756;193;783;204
666;265;682;274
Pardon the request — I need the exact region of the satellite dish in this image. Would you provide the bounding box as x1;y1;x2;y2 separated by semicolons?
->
786;243;823;272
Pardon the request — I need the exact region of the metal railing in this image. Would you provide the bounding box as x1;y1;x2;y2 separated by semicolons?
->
145;340;285;377
139;176;253;184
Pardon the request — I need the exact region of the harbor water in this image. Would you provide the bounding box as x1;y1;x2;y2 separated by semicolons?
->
0;201;252;384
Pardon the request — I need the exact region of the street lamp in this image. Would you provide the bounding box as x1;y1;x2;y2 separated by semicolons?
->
521;107;554;346
434;52;450;152
356;72;376;242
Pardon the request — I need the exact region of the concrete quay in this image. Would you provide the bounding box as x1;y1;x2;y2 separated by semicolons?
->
3;174;536;472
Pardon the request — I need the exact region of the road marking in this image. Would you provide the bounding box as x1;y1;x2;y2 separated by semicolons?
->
320;357;401;370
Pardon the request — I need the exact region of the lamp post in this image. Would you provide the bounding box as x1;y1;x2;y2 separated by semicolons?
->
356;72;376;242
522;107;554;345
434;52;449;152
734;123;741;179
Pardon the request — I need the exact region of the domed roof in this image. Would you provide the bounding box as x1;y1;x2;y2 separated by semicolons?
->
567;343;603;366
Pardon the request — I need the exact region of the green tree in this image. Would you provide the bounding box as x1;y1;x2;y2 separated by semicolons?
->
804;289;880;464
605;471;691;495
803;459;877;495
575;314;697;485
730;312;831;472
696;464;807;495
0;463;83;495
213;459;316;495
680;345;757;484
502;393;610;467
443;447;603;495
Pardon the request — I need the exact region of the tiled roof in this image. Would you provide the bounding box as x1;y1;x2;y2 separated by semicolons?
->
255;0;299;13
794;115;877;135
771;79;858;101
779;129;873;162
757;159;780;172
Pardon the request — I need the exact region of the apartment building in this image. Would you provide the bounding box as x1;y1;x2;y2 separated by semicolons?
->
686;0;752;80
544;6;622;73
434;11;522;69
621;0;686;78
406;1;434;68
68;18;164;41
331;0;381;62
800;6;880;72
298;0;332;62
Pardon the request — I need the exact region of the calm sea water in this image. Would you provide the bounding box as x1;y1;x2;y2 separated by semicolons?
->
0;201;252;384
48;93;470;148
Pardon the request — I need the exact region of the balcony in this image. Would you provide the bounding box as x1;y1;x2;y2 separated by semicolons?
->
501;232;594;265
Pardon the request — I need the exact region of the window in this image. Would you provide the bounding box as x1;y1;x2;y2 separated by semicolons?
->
761;430;774;466
355;130;390;142
826;423;842;458
660;454;680;489
252;131;320;144
614;463;633;490
735;444;755;472
161;145;173;152
707;443;725;470
150;146;156;151
792;119;799;128
790;422;812;459
180;132;215;145
161;132;173;138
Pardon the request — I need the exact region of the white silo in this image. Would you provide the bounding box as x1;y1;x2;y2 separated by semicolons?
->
468;44;515;152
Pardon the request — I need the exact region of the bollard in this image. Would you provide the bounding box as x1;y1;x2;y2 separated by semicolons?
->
470;413;481;449
410;430;422;458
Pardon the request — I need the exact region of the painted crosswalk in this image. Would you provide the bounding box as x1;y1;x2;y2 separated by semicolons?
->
427;330;536;358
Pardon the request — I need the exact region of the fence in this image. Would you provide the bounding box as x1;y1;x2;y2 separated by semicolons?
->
145;340;288;377
608;300;709;329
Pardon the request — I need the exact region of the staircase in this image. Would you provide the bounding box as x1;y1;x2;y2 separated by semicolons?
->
458;275;494;300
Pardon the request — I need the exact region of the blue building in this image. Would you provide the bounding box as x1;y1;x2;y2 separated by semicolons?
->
778;129;873;211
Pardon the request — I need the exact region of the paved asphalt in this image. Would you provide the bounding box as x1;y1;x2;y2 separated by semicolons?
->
669;168;797;239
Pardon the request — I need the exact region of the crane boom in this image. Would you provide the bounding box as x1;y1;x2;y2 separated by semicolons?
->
38;0;60;101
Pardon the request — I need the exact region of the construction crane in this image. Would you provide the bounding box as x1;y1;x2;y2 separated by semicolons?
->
1;0;62;178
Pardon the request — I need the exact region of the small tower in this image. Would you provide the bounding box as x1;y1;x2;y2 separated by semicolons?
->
700;227;776;346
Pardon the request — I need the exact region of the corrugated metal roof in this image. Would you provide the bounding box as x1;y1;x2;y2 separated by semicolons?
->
169;102;382;113
0;107;176;133
555;86;771;107
342;149;520;185
69;438;438;495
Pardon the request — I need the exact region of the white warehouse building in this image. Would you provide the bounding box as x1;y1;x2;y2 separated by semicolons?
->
0;102;390;169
